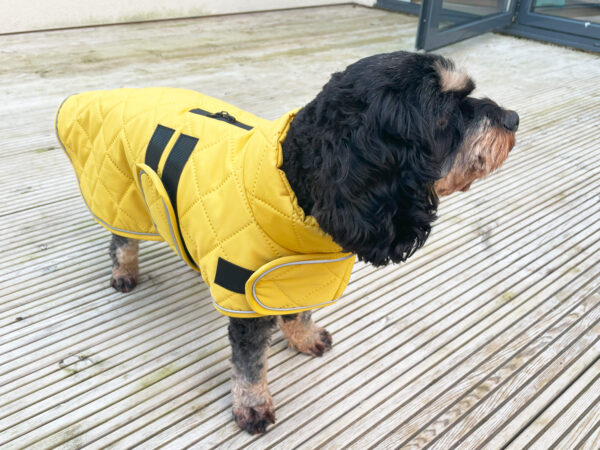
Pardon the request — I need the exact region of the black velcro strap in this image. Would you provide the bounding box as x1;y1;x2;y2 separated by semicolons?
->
145;125;175;171
214;257;254;294
160;132;198;267
161;133;198;212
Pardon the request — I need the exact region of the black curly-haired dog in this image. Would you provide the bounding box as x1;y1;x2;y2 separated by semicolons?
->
109;51;518;434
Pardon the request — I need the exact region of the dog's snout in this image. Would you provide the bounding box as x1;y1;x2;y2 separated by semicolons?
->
503;110;519;132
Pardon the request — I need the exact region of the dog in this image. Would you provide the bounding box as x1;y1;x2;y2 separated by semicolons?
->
61;51;518;434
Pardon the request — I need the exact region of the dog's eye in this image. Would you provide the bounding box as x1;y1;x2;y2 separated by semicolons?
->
437;118;448;129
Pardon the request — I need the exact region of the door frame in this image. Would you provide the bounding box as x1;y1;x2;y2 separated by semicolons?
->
416;0;516;51
375;0;600;53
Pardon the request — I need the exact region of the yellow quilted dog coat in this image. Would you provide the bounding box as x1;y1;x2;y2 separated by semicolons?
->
56;88;355;317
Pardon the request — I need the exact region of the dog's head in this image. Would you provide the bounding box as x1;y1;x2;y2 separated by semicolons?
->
283;51;517;266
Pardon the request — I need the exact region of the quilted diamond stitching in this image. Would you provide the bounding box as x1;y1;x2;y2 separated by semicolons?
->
87;152;110;213
230;140;283;258
248;192;294;221
73;97;123;211
302;275;339;300
73;117;94;167
258;257;348;309
98;175;148;229
132;91;181;162
103;131;133;183
216;290;238;305
74;119;105;207
190;160;231;260
276;169;309;249
270;278;299;307
89;91;183;164
97;96;124;128
268;271;339;309
196;221;254;257
76;100;150;232
248;192;306;251
263;264;296;278
85;134;124;222
251;142;266;199
87;91;164;231
98;113;130;166
179;173;232;220
246;129;311;251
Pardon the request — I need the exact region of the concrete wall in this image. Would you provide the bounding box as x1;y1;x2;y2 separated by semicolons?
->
1;0;375;34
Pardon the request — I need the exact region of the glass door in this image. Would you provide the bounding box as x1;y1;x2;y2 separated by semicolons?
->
516;0;600;46
417;0;517;50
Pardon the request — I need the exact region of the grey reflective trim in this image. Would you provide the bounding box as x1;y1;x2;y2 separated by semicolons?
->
138;170;182;259
55;106;160;237
83;196;161;237
69;171;160;237
211;298;256;315
163;200;183;259
251;254;354;312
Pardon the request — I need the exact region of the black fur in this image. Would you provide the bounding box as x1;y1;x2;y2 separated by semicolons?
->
228;316;277;384
280;313;299;323
282;51;474;266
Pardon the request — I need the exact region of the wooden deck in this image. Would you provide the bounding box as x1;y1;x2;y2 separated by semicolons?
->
1;5;599;449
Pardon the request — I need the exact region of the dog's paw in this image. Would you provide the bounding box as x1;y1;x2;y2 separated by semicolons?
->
232;374;275;434
288;326;333;357
233;404;276;434
279;314;334;357
306;327;332;356
110;275;137;293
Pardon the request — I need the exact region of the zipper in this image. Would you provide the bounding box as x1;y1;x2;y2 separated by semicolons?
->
189;108;253;131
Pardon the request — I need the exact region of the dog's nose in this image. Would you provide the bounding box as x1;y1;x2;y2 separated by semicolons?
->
503;110;519;132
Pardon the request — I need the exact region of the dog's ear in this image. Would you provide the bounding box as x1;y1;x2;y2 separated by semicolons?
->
434;60;475;98
312;89;442;266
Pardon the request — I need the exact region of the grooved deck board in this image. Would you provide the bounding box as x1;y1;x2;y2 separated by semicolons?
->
0;5;599;449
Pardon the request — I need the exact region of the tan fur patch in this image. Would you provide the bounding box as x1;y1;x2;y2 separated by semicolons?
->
112;240;139;280
231;362;275;432
231;366;272;409
278;312;332;356
435;60;472;93
436;119;515;196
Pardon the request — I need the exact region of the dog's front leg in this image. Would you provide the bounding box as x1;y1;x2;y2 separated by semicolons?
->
228;316;277;434
279;311;332;356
